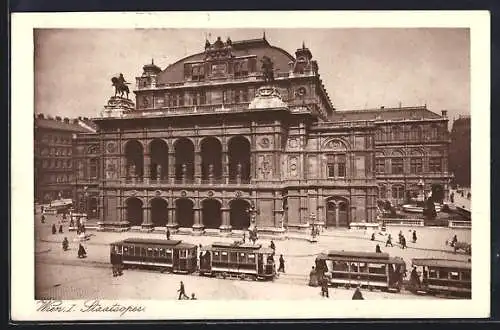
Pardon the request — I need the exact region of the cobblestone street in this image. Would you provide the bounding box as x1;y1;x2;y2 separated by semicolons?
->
35;212;470;300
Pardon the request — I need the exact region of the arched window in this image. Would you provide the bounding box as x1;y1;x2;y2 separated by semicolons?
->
379;185;387;199
410;150;423;174
392;126;402;141
375;152;385;173
326;154;347;178
375;129;383;142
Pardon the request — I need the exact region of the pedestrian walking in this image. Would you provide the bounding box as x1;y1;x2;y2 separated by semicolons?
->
77;243;87;258
385;234;393;247
278;254;285;273
62;237;69;251
400;235;407;249
451;234;458;247
371;233;375;241
352;286;364;300
375;244;382;253
321;278;329;298
412;230;417;243
166;228;171;240
177;281;189;300
41;214;45;223
59;224;63;233
51;224;57;235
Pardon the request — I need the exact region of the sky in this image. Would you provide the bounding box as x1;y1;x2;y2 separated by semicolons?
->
34;28;470;120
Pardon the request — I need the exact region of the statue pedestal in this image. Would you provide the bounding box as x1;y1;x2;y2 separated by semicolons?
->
192;224;205;235
249;86;287;110
101;96;135;118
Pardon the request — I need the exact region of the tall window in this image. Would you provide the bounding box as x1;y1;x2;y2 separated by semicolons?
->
192;65;205;81
392;127;402;141
375;129;382;142
429;157;442;172
235;89;249;103
410;158;423;174
379;185;387;199
89;158;98;179
391;157;404;174
375;158;385;173
430;125;438;140
411;126;422;141
392;185;405;199
327;154;347;178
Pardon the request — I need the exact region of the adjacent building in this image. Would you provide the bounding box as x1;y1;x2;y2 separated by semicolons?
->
449;115;471;187
34;114;96;203
73;35;452;233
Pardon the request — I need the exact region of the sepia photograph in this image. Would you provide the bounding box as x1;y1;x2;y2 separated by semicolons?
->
11;11;490;320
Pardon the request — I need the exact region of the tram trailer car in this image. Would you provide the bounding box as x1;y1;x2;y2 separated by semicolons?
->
314;251;406;292
409;258;471;298
199;242;276;281
110;238;198;273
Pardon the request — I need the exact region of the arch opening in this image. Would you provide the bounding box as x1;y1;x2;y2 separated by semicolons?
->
175;198;194;228
150;139;169;180
202;199;222;229
200;137;222;183
174;138;194;182
229;199;251;230
150;198;168;227
126;197;143;226
228;136;251;183
125;140;144;179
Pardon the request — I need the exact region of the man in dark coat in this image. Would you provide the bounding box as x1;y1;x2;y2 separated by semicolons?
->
371;233;375;241
59;224;63;233
41;214;45;223
321;277;329;298
375;244;382;253
412;230;417;243
278;254;285;273
400;235;407;249
177;281;189;300
352;286;364;300
270;240;276;255
77;243;87;258
51;224;57;235
385;234;393;247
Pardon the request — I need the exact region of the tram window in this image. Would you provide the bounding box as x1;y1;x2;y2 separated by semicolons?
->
350;263;359;272
134;246;140;256
239;253;247;263
359;263;367;272
159;249;165;257
450;271;459;280
248;254;255;262
461;272;471;281
438;271;449;279
213;251;220;261
221;251;228;262
141;248;146;256
179;250;187;258
429;269;438;278
153;248;159;258
166;249;172;254
146;248;153;257
123;247;129;255
230;252;237;263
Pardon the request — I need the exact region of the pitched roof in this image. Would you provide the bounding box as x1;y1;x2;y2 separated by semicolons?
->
35;118;94;133
329;106;443;122
157;38;295;84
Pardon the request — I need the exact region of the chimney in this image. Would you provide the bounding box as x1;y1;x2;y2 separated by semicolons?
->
63;117;69;124
441;110;448;118
55;116;62;121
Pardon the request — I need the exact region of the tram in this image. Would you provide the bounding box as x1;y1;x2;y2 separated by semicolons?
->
313;250;406;292
199;241;276;281
408;258;471;297
110;238;198;273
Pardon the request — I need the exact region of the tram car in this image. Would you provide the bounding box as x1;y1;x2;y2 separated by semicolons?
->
313;250;406;292
110;238;198;273
408;258;471;297
199;241;276;281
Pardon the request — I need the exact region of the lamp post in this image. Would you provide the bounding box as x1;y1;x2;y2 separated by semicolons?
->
310;212;318;242
417;179;425;202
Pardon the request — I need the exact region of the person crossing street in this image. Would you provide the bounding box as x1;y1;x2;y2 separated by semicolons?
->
177;281;189;300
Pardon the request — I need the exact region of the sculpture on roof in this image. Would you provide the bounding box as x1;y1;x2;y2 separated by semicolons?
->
111;73;130;99
261;56;274;83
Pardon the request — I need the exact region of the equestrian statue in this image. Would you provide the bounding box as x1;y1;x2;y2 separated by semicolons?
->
111;73;131;99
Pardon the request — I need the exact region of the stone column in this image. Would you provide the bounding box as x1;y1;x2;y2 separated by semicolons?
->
335;203;340;228
222;151;229;184
141;205;153;231
168;151;175;184
144;153;151;184
220;207;232;234
192;207;204;234
166;206;178;231
194;150;202;184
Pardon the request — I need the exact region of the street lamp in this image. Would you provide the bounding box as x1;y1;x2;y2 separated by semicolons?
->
310;212;318;242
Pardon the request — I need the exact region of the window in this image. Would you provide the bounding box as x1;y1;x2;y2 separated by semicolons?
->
327;154;346;178
89;158;98;179
375;129;383;141
375;158;385;173
392;127;402;140
391;158;404;174
192;65;205;81
392;185;404;199
379;186;387;199
327;164;335;178
429;157;442;172
234;60;249;78
410;158;423;174
430;125;438;140
411;126;422;141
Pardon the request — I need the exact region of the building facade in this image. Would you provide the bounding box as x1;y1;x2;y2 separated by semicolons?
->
34;114;95;203
75;36;451;233
449;115;471;187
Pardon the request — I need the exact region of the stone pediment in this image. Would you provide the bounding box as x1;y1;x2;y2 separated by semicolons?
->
248;86;287;110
